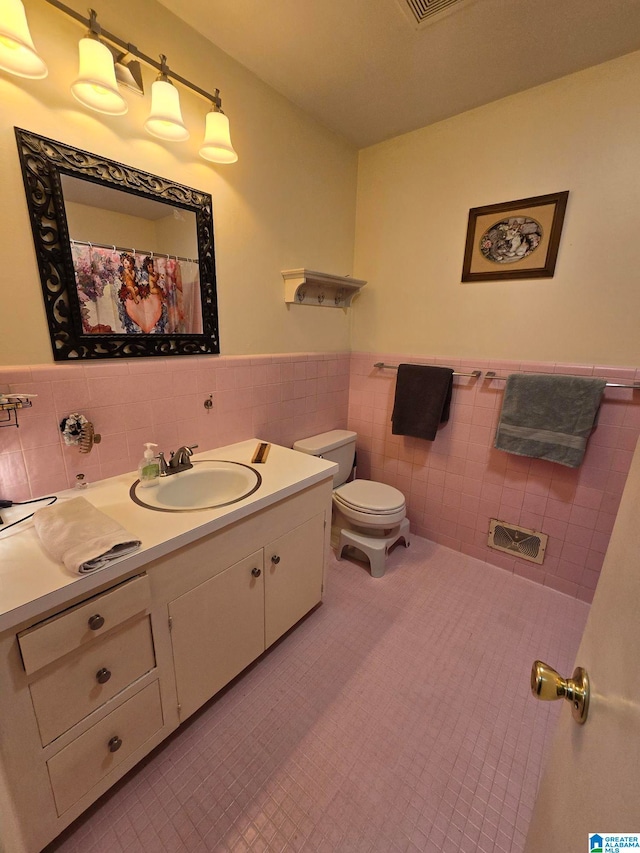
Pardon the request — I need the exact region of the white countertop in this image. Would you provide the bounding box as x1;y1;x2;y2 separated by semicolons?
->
0;440;337;633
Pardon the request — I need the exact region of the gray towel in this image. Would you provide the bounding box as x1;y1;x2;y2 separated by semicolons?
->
391;364;454;441
494;373;607;467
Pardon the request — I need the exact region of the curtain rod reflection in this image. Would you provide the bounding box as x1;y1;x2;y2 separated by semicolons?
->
71;239;198;265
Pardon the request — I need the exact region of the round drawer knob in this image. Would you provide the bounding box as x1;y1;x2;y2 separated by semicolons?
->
96;667;111;684
88;614;105;631
271;555;280;565
108;736;122;753
251;567;261;578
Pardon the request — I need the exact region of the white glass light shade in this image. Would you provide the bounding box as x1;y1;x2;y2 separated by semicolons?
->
71;36;127;115
0;0;47;78
144;78;189;141
199;109;237;164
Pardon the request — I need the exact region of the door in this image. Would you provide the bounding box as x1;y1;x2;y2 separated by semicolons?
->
264;513;325;648
169;550;265;721
525;437;640;852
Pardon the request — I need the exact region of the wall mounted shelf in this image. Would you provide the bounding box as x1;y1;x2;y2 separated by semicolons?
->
282;269;367;308
0;396;33;428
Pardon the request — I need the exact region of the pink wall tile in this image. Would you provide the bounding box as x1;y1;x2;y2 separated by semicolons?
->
568;505;599;529
1;351;637;602
590;531;611;554
0;352;351;502
544;575;578;597
0;450;28;489
522;492;547;515
17;414;60;450
576;587;595;604
348;352;640;601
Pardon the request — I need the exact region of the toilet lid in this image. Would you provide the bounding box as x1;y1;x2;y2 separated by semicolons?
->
334;479;406;514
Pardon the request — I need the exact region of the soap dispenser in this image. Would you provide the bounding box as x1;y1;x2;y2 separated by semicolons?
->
138;442;159;487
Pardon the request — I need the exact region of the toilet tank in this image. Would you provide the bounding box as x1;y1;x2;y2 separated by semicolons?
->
293;430;356;487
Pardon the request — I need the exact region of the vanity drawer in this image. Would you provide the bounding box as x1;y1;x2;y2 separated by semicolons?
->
47;680;163;816
18;574;151;675
30;615;156;746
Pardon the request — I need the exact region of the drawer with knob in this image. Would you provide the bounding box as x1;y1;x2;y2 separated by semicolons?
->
18;574;151;675
46;680;163;816
29;615;156;746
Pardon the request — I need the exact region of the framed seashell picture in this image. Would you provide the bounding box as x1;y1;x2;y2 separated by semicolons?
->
461;191;569;282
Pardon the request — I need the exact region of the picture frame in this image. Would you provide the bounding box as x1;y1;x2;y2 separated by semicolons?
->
15;127;220;360
461;191;569;282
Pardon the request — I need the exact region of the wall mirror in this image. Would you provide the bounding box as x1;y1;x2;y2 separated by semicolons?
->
15;127;219;360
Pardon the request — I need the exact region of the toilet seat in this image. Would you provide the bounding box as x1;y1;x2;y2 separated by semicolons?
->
333;480;406;528
333;480;406;514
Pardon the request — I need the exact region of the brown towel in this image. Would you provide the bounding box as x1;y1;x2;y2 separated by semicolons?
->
391;364;454;441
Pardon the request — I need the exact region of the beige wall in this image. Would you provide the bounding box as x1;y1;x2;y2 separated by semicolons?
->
0;0;357;365
64;202;157;252
353;51;640;366
64;203;198;258
5;4;640;369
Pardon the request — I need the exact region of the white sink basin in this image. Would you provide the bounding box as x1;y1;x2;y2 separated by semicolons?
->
130;460;262;512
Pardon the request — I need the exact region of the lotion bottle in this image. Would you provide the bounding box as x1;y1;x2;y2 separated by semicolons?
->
138;442;159;487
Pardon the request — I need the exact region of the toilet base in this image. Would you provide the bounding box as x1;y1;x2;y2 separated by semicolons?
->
337;518;410;578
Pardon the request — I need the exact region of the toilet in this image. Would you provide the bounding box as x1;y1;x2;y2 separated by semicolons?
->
293;430;410;578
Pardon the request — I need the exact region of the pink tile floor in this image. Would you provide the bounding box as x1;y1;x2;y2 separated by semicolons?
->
46;538;589;853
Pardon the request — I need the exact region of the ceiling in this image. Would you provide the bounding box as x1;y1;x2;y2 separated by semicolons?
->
157;0;640;148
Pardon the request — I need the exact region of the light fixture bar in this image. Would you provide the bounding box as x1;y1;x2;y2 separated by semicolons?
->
43;0;222;108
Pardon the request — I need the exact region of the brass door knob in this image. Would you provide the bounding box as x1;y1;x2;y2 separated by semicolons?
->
88;614;105;631
271;555;280;565
251;567;261;578
530;660;590;724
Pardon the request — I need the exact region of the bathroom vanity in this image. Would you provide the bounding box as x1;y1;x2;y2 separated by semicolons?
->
0;440;336;853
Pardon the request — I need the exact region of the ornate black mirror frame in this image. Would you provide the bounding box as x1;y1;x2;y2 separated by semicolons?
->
15;127;220;360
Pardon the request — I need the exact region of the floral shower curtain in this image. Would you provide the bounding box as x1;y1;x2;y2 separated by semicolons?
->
71;244;201;335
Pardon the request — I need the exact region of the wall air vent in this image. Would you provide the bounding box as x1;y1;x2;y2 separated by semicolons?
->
397;0;474;27
488;519;548;565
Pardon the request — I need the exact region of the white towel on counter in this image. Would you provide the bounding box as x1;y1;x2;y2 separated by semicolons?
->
33;497;141;574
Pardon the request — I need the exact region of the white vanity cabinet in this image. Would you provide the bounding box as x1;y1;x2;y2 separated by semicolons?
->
0;469;333;853
169;549;266;721
160;483;328;719
264;512;325;647
0;574;171;853
168;509;326;722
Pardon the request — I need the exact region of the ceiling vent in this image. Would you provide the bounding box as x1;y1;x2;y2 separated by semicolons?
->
396;0;476;28
488;519;548;565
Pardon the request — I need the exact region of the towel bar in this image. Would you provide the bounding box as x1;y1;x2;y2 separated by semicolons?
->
374;363;482;378
485;370;640;390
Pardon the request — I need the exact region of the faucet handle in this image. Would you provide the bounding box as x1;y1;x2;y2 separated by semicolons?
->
156;451;169;476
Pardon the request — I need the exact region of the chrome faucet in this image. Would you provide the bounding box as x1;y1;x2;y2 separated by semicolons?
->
168;444;199;473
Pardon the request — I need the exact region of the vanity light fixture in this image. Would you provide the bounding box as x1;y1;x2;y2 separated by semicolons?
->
1;0;238;163
0;0;47;78
70;9;127;115
199;101;238;164
144;55;189;142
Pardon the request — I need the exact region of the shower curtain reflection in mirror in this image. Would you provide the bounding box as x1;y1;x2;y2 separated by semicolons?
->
70;244;202;335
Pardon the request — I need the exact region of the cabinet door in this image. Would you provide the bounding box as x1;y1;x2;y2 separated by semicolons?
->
265;513;325;648
169;550;264;721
